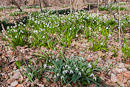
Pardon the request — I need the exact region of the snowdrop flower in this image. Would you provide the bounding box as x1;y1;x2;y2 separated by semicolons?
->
99;27;101;31
90;73;94;77
28;73;32;76
30;36;32;38
34;30;38;33
20;30;24;33
57;73;59;77
76;34;78;37
24;68;27;71
70;28;72;30
67;66;71;69
108;34;111;37
49;66;52;69
54;75;56;78
28;65;31;67
7;26;9;29
88;55;91;57
42;36;45;38
100;43;103;45
70;70;73;74
15;36;17;38
61;76;64;79
43;64;47;68
89;27;91;30
88;63;92;68
93;76;97;81
14;30;17;32
56;59;59;61
106;27;108;29
62;70;68;75
6;36;8;38
65;65;68;68
78;72;81;76
81;69;84;72
75;68;78;71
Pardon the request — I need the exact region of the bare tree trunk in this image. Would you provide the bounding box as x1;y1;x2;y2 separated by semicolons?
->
33;0;36;4
11;0;22;12
118;0;122;60
97;0;99;15
24;0;27;5
70;0;73;13
39;0;43;12
43;0;48;7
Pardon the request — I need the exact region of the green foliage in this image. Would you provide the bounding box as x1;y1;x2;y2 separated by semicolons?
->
99;6;109;11
10;11;28;16
5;11;130;59
122;38;130;58
99;5;127;11
16;61;21;69
45;56;101;86
24;65;44;82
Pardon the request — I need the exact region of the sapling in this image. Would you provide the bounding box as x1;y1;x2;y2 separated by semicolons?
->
118;0;122;60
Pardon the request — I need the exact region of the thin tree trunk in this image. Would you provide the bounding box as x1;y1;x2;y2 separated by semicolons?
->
70;0;73;13
39;0;43;12
97;0;99;15
11;0;22;12
118;0;122;60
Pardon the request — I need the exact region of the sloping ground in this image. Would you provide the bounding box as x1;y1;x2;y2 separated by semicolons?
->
0;32;130;87
0;11;130;87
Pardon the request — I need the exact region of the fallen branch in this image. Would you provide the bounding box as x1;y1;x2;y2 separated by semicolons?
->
1;24;6;36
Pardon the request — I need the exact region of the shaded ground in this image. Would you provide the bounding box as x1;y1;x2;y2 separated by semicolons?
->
0;3;130;87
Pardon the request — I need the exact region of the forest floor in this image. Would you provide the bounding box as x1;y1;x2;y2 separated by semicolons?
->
0;5;130;87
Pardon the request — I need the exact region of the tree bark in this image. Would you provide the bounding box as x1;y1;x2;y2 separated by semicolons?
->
11;0;22;12
39;0;43;12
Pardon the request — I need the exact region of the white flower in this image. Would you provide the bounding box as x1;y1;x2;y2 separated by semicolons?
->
57;73;59;77
70;70;73;74
6;36;8;38
61;76;64;79
93;76;97;81
81;69;84;72
56;59;59;61
15;36;17;38
100;43;103;45
42;36;45;38
54;75;56;78
76;35;78;37
28;65;31;67
108;34;111;37
89;27;91;30
88;63;92;68
14;30;17;32
99;27;101;31
43;64;47;68
65;65;68;68
70;28;72;30
49;66;52;69
88;55;91;57
75;68;78;71
78;72;81;76
90;73;94;77
30;36;32;38
106;27;108;29
28;73;32;76
62;70;68;75
7;26;9;29
34;30;38;33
